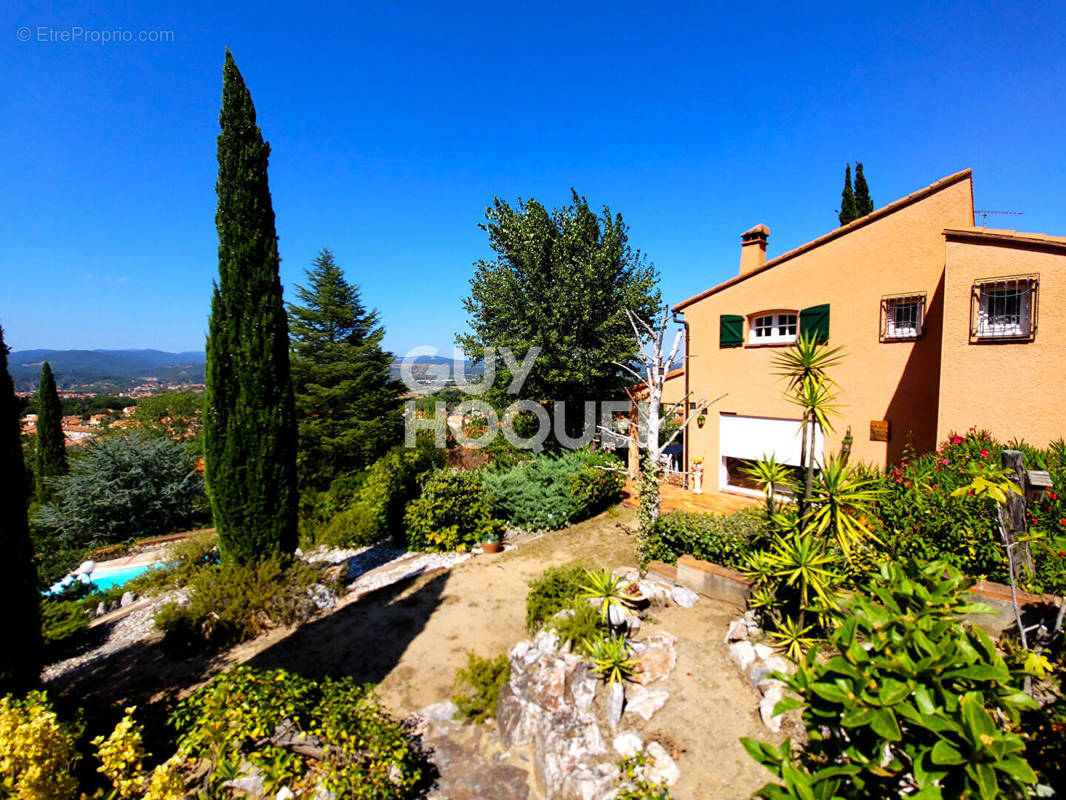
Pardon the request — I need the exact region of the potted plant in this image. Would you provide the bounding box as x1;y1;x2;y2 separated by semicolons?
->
480;528;503;554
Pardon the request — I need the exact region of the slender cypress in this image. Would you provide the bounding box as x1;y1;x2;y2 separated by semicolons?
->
854;162;873;217
838;164;858;225
35;361;67;501
0;328;42;691
204;50;297;563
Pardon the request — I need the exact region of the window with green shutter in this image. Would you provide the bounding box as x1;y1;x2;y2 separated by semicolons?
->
720;314;744;348
799;304;830;343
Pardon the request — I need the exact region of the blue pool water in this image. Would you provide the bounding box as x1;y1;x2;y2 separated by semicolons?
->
89;564;155;591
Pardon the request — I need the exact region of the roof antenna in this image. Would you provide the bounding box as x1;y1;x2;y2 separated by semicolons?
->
974;209;1023;228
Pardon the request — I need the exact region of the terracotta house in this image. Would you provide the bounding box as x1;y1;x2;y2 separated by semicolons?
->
669;169;1066;498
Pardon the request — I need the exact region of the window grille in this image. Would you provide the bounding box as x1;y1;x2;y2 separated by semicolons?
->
880;293;926;342
970;275;1038;342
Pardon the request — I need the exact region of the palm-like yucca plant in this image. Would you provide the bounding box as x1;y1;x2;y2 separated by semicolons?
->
766;616;818;660
583;634;637;684
578;568;633;625
766;527;841;615
805;454;881;562
770;332;846;391
741;454;799;519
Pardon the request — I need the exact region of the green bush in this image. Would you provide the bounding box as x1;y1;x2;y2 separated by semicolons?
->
40;597;90;649
742;559;1042;799
483;448;624;531
155;557;323;652
403;469;503;551
641;510;762;567
549;600;608;656
526;564;588;632
452;651;511;723
171;666;426;799
311;445;445;547
33;433;208;549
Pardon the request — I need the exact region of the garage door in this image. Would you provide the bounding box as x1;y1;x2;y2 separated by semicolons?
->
719;414;824;467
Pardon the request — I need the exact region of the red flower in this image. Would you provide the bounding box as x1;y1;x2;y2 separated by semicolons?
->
1048;491;1058;500
1060;519;1066;526
980;448;989;458
950;435;964;445
932;483;940;489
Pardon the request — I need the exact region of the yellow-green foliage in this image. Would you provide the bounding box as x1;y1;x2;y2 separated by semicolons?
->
0;692;79;800
92;707;184;800
525;564;588;631
452;652;510;723
171;666;425;799
404;469;503;551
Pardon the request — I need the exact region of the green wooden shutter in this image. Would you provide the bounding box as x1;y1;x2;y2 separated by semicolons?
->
800;304;830;343
720;314;744;348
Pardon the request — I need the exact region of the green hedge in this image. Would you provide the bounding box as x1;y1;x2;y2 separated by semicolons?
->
403;468;502;551
641;510;762;567
482;448;624;531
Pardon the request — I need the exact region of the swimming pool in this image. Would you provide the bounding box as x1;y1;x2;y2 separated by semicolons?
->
88;564;156;592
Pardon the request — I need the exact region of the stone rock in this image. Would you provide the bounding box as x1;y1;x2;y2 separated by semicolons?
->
644;742;681;787
725;618;749;642
624;686;669;721
321;564;346;584
75;560;96;576
607;603;628;628
552;608;575;622
222;770;265;797
294;548;304;557
534;629;561;656
95;602;107;618
528;659;569;713
313;786;336;800
759;686;785;733
606;681;625;730
612;730;643;758
670;586;699;608
624;615;641;636
612;567;642;584
635;579;671;606
749;666;772;687
307;583;336;611
566;762;619;800
448;764;530;800
421;699;459;723
497;673;539;748
729;640;757;671
754;643;775;661
757;677;787;696
569;664;597;712
532;708;607;800
276;789;295;800
632;632;677;685
764;655;793;676
120;591;136;608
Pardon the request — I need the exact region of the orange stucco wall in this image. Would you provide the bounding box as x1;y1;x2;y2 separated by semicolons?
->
937;233;1066;447
677;174;974;490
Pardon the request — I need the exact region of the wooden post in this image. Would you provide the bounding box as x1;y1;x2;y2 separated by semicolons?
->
1001;449;1035;581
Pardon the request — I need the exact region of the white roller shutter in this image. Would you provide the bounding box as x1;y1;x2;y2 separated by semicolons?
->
719;414;824;467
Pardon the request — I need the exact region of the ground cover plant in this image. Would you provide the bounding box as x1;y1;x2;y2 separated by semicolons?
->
452;651;511;723
742;559;1046;799
639;509;762;567
525;564;589;631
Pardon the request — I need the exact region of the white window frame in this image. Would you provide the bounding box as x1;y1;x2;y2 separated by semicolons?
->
881;293;926;341
971;275;1038;342
748;311;798;345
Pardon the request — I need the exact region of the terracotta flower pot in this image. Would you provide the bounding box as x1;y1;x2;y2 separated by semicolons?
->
481;541;503;553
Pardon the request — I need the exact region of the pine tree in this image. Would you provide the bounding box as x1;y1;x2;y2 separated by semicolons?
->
289;248;404;488
838;164;858;225
854;162;873;217
0;328;42;691
35;361;67;501
204;50;297;563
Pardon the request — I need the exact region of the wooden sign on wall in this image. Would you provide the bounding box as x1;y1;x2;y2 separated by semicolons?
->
870;420;891;442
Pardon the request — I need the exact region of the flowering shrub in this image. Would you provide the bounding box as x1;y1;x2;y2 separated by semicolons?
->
0;692;78;800
92;707;185;800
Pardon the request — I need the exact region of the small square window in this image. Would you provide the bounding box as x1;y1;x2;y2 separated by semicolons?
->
880;294;926;342
971;275;1038;342
749;312;797;344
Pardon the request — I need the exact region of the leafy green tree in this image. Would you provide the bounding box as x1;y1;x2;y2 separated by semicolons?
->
288;249;404;488
204;50;298;563
0;328;42;691
838;164;858;225
457;191;660;430
853;161;873;217
35;361;67;501
34;433;208;549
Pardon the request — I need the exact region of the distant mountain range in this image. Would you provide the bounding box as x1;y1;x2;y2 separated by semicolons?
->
8;348;480;393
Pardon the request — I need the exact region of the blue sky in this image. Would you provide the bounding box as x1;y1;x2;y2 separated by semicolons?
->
2;0;1063;357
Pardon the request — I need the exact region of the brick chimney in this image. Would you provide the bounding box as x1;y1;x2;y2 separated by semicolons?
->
739;224;770;276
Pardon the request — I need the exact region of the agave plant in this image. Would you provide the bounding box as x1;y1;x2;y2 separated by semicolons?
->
766;616;819;660
578;568;633;624
805;453;881;562
582;634;637;684
741;454;799;519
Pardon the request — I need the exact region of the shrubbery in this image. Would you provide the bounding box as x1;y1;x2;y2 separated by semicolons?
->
483;448;624;531
155;557;326;652
0;691;80;799
525;564;588;631
172;666;426;799
452;651;511;723
403;468;503;551
640;509;762;567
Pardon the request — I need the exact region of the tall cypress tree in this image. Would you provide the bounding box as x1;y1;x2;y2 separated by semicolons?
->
289;248;404;489
35;361;67;501
204;50;297;563
854;162;873;217
838;164;858;225
0;328;42;691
